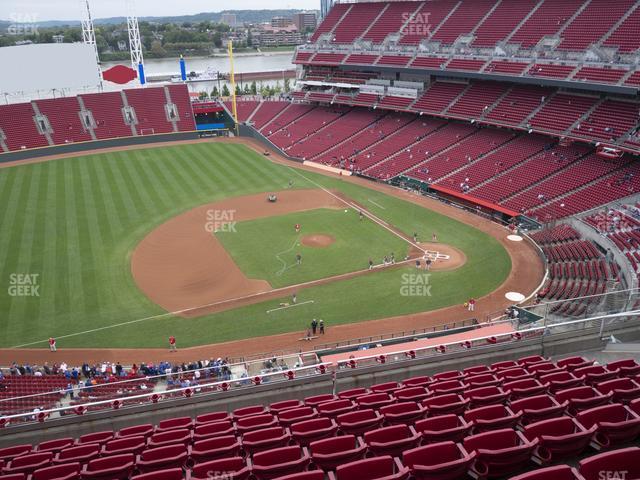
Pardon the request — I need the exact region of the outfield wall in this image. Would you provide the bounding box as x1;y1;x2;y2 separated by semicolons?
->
2;316;639;448
0;131;201;164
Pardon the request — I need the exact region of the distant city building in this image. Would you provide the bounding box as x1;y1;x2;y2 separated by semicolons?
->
221;13;237;27
292;12;317;31
251;23;303;47
52;34;64;44
320;0;334;20
271;16;293;28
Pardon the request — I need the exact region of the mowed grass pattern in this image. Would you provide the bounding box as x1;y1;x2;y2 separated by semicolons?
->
0;142;511;349
216;208;409;288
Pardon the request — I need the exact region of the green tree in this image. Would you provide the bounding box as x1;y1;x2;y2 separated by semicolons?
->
198;91;208;100
283;78;291;93
235;84;242;96
211;86;219;97
250;81;258;95
221;84;230;97
243;84;251;95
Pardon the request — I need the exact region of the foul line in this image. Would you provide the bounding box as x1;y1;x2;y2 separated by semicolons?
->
368;199;386;210
267;300;314;314
285;166;425;254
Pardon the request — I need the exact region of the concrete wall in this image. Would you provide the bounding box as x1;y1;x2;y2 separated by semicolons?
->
0;132;200;164
3;317;639;448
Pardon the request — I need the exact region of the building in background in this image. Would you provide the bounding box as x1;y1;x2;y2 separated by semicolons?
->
292;12;317;32
251;23;303;47
320;0;334;20
221;13;237;27
271;16;293;28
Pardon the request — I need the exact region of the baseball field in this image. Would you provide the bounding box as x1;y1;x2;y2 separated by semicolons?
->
0;140;521;354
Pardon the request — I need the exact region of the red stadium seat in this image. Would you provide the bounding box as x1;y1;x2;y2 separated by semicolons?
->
422;394;469;416
574;365;619;385
0;445;32;463
54;444;100;465
31;462;81;480
606;359;640;377
331;456;409;480
429;380;466;395
595;377;640;404
236;413;278;434
355;392;395;410
523;416;595;464
432;370;464;382
557;356;594;372
2;452;54;476
102;436;147;456
464;404;522;432
271;472;325;480
251;446;311;480
510;465;585;480
148;428;192;448
290;417;338;446
188;435;241;463
337;388;369;400
630;397;640;416
277;406;317;426
463;429;537;478
77;431;114;446
193;420;235;441
270;399;304;414
303;394;337;408
414;414;472;444
337;409;384;435
464;374;502;388
464;365;495;376
379;401;426;426
136;444;188;473
37;438;74;454
132;468;184;480
393;386;431;403
504;378;548;399
187;456;251;480
539;371;584;393
491;360;519;371
579;447;640;480
194;411;230;426
518;355;548;366
496;368;534;382
117;424;154;439
527;362;563;377
371;382;402;394
576;403;640;450
510;394;567;425
156;416;193;433
554;386;612;415
309;435;367;471
401;376;432;388
233;405;268;420
80;453;135;480
242;426;292;455
316;399;354;418
463;386;510;407
402;441;475;480
363;425;421;457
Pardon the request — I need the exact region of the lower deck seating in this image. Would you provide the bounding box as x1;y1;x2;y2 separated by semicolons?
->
2;355;640;480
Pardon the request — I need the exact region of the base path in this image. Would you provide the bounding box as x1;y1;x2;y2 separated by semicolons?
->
0;137;545;365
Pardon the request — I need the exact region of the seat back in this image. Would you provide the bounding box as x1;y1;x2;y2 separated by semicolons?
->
335;456;396;480
579;447;640;480
310;435;357;455
364;424;411;444
253;446;302;467
403;441;461;468
32;462;80;480
131;468;184;480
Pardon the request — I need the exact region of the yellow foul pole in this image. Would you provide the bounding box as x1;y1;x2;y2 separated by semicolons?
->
227;40;239;136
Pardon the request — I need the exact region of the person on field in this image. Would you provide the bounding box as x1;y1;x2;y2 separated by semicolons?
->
295;223;301;233
49;337;56;352
468;298;476;312
292;292;297;304
426;258;432;270
369;258;374;270
432;232;438;242
169;336;177;352
319;320;325;335
296;253;302;265
311;319;318;335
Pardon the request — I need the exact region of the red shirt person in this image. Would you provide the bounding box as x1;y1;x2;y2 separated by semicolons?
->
169;336;177;352
49;337;56;352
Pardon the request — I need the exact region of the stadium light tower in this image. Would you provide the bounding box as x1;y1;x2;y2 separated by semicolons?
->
79;0;103;88
126;0;145;83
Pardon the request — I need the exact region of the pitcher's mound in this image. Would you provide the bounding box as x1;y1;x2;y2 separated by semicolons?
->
301;234;335;248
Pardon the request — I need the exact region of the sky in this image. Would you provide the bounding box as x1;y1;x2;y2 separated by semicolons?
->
2;0;320;22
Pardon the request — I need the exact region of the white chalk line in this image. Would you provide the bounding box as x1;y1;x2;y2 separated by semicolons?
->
267;300;315;314
368;198;386;210
275;235;301;277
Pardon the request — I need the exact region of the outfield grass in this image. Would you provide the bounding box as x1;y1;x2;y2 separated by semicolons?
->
0;142;511;348
216;208;409;288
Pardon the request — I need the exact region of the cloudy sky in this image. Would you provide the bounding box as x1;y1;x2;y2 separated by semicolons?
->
3;0;319;21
